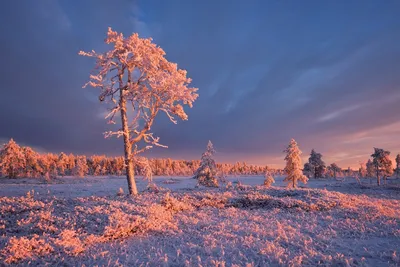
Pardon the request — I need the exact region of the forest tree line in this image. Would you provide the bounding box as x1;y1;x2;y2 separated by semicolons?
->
0;139;275;179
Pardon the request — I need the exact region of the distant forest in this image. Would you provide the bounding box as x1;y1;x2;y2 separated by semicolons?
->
0;139;276;179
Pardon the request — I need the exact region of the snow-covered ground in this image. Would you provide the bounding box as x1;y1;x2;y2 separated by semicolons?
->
0;176;399;266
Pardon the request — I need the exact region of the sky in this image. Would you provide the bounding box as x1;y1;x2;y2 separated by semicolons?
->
0;0;400;168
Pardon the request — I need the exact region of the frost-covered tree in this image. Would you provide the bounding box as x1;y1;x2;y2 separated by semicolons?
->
283;139;308;188
80;28;198;195
73;156;89;178
371;148;393;186
0;139;26;178
327;163;341;178
366;159;374;178
358;162;367;178
57;152;69;177
23;147;41;178
133;156;153;182
263;172;275;187
303;163;313;178
307;149;326;178
194;141;218;187
395;154;400;178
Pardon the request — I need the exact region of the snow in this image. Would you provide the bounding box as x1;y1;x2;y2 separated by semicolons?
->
0;176;399;266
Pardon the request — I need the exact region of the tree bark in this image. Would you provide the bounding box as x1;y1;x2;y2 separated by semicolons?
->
376;167;380;186
119;85;138;195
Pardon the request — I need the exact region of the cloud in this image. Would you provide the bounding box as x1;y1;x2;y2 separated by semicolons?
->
0;0;399;168
317;104;363;123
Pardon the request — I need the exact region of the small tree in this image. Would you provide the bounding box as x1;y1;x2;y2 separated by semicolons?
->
366;159;374;178
283;139;308;188
327;163;341;178
0;139;26;178
22;146;41;178
371;148;393;186
358;162;367;178
80;28;198;195
133;156;153;182
57;152;69;177
308;149;326;178
263;172;275;187
194;141;218;187
73;156;89;178
395;154;400;178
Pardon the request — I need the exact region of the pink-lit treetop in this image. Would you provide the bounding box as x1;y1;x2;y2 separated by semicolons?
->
79;28;198;154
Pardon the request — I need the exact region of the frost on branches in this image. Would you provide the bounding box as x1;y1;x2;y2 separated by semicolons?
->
327;163;341;178
283;139;308;188
0;139;26;178
194;141;218;187
80;28;198;195
263;172;275;187
366;159;375;178
371;148;393;186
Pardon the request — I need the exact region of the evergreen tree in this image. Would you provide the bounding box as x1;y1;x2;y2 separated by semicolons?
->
303;163;313;178
263;172;275;187
80;28;198;195
194;141;218;187
371;148;393;186
0;139;26;178
308;149;326;178
22;147;41;178
57;152;69;177
327;163;341;178
73;156;88;178
283;139;308;188
366;159;375;178
358;163;367;178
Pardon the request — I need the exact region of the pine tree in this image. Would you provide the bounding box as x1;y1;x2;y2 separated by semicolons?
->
0;139;26;178
371;148;393;186
73;156;88;178
307;149;326;178
283;139;308;188
366;159;374;178
358;162;367;178
22;147;41;178
327;163;341;178
263;172;275;187
133;156;153;182
80;28;198;195
57;152;69;177
303;163;313;178
194;141;218;187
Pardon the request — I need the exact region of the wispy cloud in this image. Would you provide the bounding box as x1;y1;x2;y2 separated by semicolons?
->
317;104;363;123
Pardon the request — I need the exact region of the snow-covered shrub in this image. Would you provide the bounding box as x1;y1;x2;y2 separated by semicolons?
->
117;187;124;196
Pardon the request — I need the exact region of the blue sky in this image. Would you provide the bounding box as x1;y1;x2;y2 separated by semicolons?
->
0;0;399;168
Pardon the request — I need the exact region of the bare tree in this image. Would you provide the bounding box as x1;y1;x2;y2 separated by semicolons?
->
80;28;198;195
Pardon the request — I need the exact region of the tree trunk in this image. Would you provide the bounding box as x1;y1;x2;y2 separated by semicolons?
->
292;179;295;188
119;87;138;196
376;168;380;186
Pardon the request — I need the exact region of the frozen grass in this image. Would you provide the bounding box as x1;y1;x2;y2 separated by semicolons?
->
0;177;399;266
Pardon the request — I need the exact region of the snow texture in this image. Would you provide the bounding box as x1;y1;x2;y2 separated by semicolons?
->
0;176;399;266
